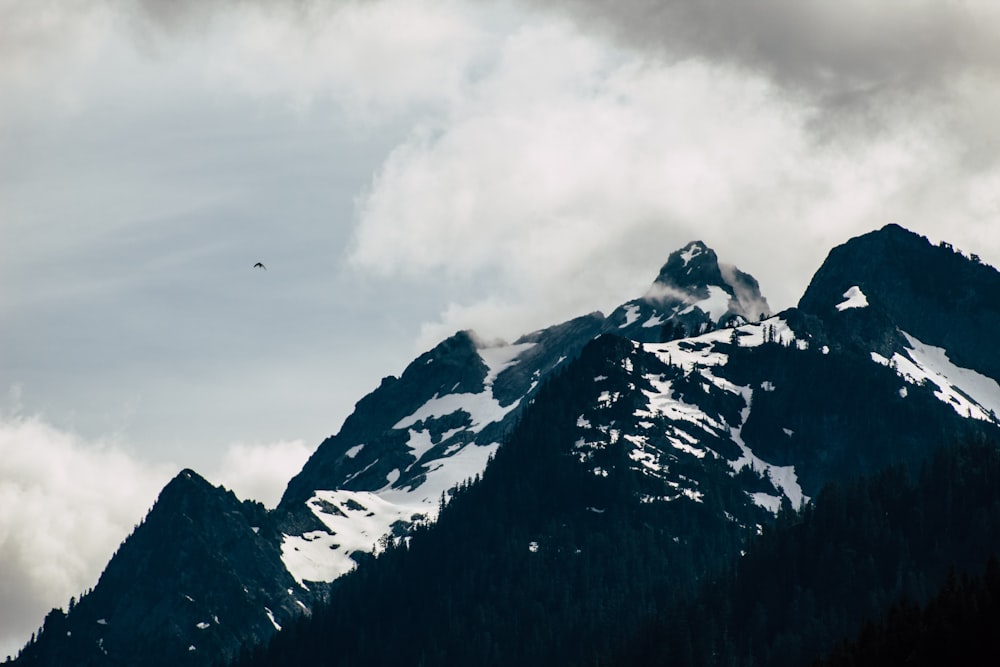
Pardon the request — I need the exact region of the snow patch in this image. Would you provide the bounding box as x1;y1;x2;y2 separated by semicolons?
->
282;441;499;586
751;492;782;513
680;243;703;265
668;436;706;459
621;304;641;328
871;332;1000;421
642;314;666;329
404;429;435;462
836;285;869;311
478;341;535;386
729;387;806;510
345;444;364;459
265;607;281;631
679;285;731;322
394;390;519;434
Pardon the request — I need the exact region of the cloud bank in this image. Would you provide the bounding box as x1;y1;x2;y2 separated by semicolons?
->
0;412;173;659
347;13;1000;345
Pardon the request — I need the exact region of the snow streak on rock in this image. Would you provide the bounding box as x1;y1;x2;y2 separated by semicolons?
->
835;285;869;311
872;332;1000;422
642;317;808;512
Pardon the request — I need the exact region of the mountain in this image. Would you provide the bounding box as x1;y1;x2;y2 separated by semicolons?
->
798;223;1000;382
605;240;771;342
230;227;1000;666
11;225;1000;666
12;470;309;667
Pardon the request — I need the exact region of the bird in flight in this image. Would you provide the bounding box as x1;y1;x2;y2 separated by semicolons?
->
252;262;266;270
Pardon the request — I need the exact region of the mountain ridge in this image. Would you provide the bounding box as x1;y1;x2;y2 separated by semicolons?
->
12;224;1000;666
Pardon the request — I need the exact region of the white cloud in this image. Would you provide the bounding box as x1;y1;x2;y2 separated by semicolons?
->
197;0;498;119
350;18;1000;345
209;439;314;509
0;412;174;659
0;409;315;658
0;0;499;126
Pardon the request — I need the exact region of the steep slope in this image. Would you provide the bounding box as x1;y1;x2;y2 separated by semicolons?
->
231;226;1000;666
799;223;1000;380
12;471;307;667
274;314;605;587
234;319;1000;666
231;334;774;667
272;242;771;590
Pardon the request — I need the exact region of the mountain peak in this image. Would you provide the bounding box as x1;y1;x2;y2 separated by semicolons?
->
600;240;770;342
799;223;1000;378
651;240;727;292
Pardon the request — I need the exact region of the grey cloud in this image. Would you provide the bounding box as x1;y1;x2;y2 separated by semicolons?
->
528;0;1000;100
528;0;1000;136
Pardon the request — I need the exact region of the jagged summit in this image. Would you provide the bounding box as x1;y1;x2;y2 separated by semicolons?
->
604;240;771;342
799;223;1000;379
650;240;727;291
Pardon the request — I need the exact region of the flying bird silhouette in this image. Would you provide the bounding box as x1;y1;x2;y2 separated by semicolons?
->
252;262;266;270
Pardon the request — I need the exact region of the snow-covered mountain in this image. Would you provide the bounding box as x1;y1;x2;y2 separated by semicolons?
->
13;225;1000;667
275;315;604;587
605;240;771;342
271;240;773;592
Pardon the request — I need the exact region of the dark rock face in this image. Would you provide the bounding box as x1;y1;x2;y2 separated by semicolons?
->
653;240;730;293
799;223;1000;380
279;331;489;508
279;315;606;511
14;470;309;667
491;313;605;408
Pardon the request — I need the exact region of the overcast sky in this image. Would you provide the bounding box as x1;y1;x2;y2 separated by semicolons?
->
2;0;999;656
